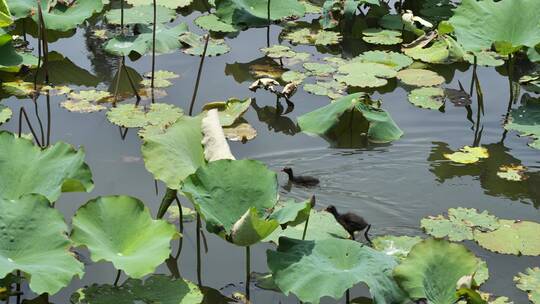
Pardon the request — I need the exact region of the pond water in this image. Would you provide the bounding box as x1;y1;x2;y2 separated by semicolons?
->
1;1;539;303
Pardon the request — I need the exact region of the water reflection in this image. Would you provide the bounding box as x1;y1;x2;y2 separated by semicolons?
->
251;99;299;136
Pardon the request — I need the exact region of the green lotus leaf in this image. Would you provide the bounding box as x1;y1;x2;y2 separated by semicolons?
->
402;40;450;64
393;238;479;304
260;45;296;59
362;28;402;45
107;103;183;128
372;235;423;261
104;23;188;58
182;159;278;239
335;62;397;88
0;42;38;72
474;219;540;256
61;100;107;113
514;267;540;303
449;0;540;56
37;0;104;31
70;274;203;304
303;80;345;99
408;87;445;110
141;115;205;190
69;90;111;102
298;93;403;143
223;121;257;142
504;95;540;150
0;28;11;47
0;131;93;201
421;208;499;242
105;5;175;25
264;209;349;243
0;104;12;124
180;32;230;57
5;0;32;19
354;51;413;71
167;205;198;223
0;0;11;27
303;62;336;77
195;14;240;33
281;71;308;83
268;197;314;227
464;51;505;67
214;0;305;28
201;98;251;127
267;237;409;304
141;70;179;88
230;208;280;246
0;194;84;295
71;196;179;278
444;145;489;164
2;81;35;97
284;28;342;46
126;0;193;9
397;68;445;87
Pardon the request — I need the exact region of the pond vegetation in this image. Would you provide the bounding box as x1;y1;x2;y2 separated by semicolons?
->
0;0;539;303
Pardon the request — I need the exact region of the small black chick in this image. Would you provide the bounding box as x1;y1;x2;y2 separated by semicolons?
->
281;167;320;186
325;205;372;244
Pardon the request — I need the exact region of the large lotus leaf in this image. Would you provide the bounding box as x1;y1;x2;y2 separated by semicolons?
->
355;51;413;71
201;98;251;126
0;42;38;72
37;0;105;31
397;69;445;87
6;0;32;19
421;208;500;242
126;0;193;9
214;0;305;27
264;209;350;243
335;62;397;88
107;103;183;128
182;159;278;236
0;0;11;27
0;131;93;202
355;102;403;143
141;115;205;190
230;208;280;246
449;0;540;55
0;104;11;124
393;238;478;304
70;274;203;304
474;219;540;256
514;267;540;303
267;237;409;304
402;40;450;64
372;235;423;261
0;195;84;295
504;96;540;150
105;5;175;25
408;87;445;110
195;14;240;33
71;196;178;278
104;23;188;58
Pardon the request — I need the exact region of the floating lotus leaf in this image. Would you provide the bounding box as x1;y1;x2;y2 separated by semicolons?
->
497;164;528;181
167;205;197;223
182;159;278;242
0;194;84;295
142;115;205;190
214;0;305;27
126;0;193;9
180;32;230;57
223;122;257;142
449;0;540;56
105;23;188;58
107;103;183;129
0;42;38;72
444;145;489;164
70;274;203;304
474;219;540;256
0;131;93;201
397;68;444;87
457;292;513;304
141;70;180;88
267;237;409;304
514;267;540;303
0;0;11;27
284;28;342;46
264;209;349;243
61;100;107;113
464;51;505;67
201;98;251;127
298;93;404;143
362;28;402;45
0;104;12;124
355;51;413;71
372;235;423;261
408;87;444;110
37;0;104;31
281;70;308;83
504;95;540;150
260;45;296;59
303;81;345;99
195;14;240;33
393;238;478;304
403;40;450;64
69;90;111;102
105;5;175;25
303;62;336;76
335;62;397;88
71;196;178;278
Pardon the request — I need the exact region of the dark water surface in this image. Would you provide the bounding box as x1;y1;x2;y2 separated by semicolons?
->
1;3;539;303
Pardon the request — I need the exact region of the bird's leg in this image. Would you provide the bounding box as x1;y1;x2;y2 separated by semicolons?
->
364;224;372;246
350;233;355;241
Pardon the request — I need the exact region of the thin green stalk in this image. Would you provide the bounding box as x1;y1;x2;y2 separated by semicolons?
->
18;107;42;146
196;215;202;286
174;197;184;259
301;213;310;240
266;0;271;47
189;34;210;115
151;0;157;102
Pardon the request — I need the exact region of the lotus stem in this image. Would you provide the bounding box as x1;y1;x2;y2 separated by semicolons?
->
122;62;142;103
501;53;515;143
189;34;210;115
346;289;350;304
154;179;159;196
196;215;202;286
302;213;310;240
46;95;51;147
113;270;122;286
151;0;157;103
469;55;477;96
120;0;124;28
245;246;251;301
22;19;27;43
266;0;271;47
15;270;20;304
18;107;42;146
174;196;184;259
112;57;123;107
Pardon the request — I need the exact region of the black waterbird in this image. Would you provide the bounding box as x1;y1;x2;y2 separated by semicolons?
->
324;205;372;244
281;167;320;186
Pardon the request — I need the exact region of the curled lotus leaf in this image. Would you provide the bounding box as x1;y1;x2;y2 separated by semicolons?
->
393;238;478;304
444;145;489;164
0;131;93;202
195;14;240;33
71;196;179;278
126;0;193;9
497;164;528;181
0;194;84;295
362;28;403;45
335;62;397;88
230;208;280;246
408;87;445;110
267;237;410;304
268;197;314;228
514;267;540;303
372;235;423;261
0;104;12;124
474;219;540;256
180;32;231;57
201;98;251;127
105;5;175;25
354;51;413;71
397;68;445;87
